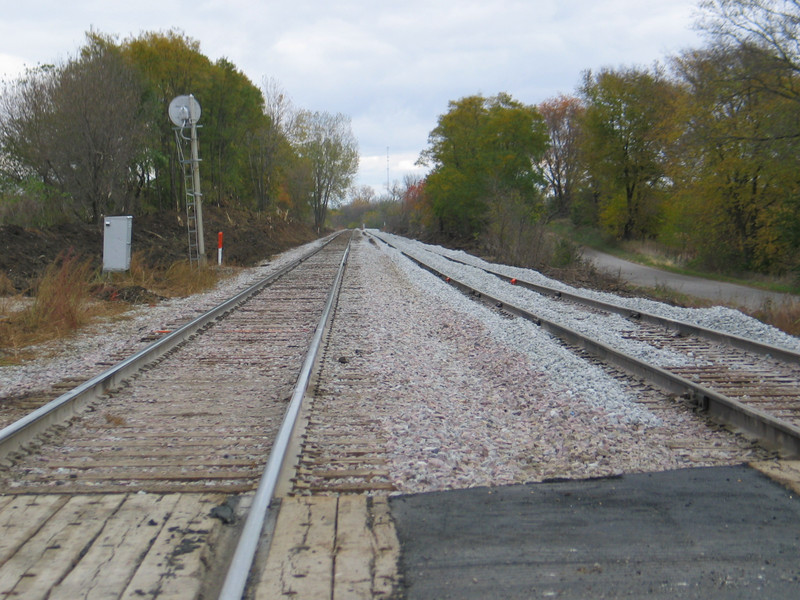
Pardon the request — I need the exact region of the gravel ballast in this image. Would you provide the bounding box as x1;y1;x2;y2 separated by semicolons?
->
308;232;771;493
1;232;783;491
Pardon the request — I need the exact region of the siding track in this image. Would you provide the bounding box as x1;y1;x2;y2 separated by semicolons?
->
372;232;800;457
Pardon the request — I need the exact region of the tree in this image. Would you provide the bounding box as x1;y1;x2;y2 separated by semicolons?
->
538;94;585;218
579;67;679;240
670;46;800;272
397;175;428;235
121;30;214;212
202;58;266;208
294;111;359;230
246;78;297;212
418;93;548;239
0;34;147;222
0;65;59;185
697;1;800;75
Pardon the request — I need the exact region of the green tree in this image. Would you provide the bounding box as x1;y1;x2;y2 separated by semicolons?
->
202;58;266;208
693;0;800;274
418;93;548;239
293;111;359;230
580;67;679;240
539;94;585;218
671;46;800;273
697;0;800;94
0;34;147;223
246;78;298;213
121;30;214;212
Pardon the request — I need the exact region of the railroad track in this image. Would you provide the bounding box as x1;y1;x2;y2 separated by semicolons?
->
0;232;352;599
370;231;800;458
0;229;797;599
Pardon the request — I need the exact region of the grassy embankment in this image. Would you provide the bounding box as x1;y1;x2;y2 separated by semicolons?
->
0;252;220;365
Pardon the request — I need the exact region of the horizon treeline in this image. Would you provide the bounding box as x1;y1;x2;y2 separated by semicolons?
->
346;0;800;278
0;30;358;230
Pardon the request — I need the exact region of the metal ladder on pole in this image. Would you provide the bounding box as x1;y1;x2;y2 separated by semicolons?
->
175;130;200;265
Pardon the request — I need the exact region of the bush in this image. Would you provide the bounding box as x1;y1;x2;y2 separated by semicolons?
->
22;251;94;334
551;238;583;268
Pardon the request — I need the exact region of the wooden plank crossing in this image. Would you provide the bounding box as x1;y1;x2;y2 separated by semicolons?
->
256;494;401;599
0;492;239;600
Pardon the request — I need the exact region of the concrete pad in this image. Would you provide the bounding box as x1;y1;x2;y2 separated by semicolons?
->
390;465;800;599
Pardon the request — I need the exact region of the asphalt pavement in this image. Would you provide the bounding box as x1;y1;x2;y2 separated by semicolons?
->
582;248;797;311
390;465;800;599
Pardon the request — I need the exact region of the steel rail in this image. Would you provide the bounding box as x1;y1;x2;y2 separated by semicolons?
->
217;232;352;600
0;232;346;460
391;242;800;457
371;232;800;364
443;254;800;364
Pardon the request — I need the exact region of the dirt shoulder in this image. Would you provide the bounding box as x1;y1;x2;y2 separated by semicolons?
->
0;208;321;293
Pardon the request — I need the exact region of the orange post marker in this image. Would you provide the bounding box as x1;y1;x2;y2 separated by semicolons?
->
510;278;517;285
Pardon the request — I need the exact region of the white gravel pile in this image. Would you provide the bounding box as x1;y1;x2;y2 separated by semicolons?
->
375;232;800;356
386;244;659;426
323;233;767;493
0;239;328;401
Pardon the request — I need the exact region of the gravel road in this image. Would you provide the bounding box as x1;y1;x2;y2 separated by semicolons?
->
582;247;799;310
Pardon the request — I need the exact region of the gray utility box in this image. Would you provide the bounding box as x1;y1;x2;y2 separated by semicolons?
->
103;216;132;272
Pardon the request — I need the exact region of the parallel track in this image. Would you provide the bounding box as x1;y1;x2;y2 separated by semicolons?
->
372;232;800;457
1;230;797;599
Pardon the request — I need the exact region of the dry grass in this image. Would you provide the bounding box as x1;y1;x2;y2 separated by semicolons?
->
106;252;220;298
160;260;219;296
0;251;221;364
0;272;15;296
0;252;95;363
750;298;800;338
23;252;94;332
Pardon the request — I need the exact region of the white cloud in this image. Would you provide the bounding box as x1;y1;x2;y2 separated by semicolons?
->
0;0;703;192
0;54;27;80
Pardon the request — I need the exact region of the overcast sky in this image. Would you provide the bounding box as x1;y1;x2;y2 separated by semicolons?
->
0;1;706;196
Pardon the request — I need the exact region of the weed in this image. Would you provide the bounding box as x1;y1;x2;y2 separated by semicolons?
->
104;253;219;298
161;260;219;296
0;272;14;295
1;251;223;363
0;251;97;361
751;298;800;338
551;239;583;268
19;251;94;335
